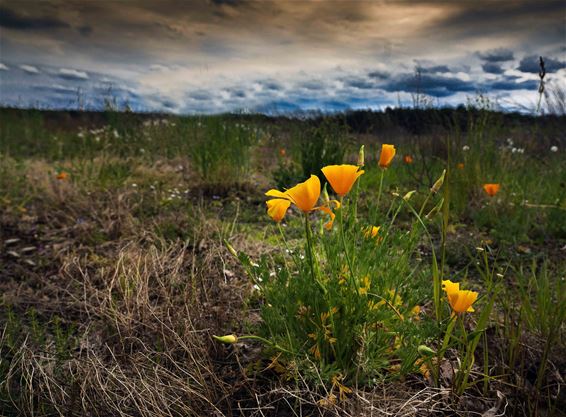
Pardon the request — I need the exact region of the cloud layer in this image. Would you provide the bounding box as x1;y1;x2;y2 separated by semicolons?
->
1;0;564;113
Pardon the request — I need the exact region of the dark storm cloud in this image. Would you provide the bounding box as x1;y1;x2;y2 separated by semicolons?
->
210;0;242;6
487;76;539;91
368;70;390;80
382;73;476;98
227;88;246;98
0;6;70;30
429;1;564;33
298;80;325;90
259;80;284;92
477;48;515;62
188;90;214;101
482;62;505;75
517;55;565;73
78;25;93;37
417;65;450;74
344;77;375;90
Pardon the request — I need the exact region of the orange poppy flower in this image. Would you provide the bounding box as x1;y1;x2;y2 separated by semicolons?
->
456;163;464;170
321;164;364;197
266;175;321;213
442;280;478;313
279;148;286;157
56;171;69;180
483;183;500;197
378;144;396;168
266;175;339;228
403;155;414;164
447;290;478;313
266;198;291;222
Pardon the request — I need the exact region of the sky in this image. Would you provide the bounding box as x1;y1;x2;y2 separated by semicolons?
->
0;0;565;114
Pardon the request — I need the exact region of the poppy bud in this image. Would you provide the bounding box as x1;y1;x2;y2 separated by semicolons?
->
358;145;365;166
430;169;446;194
418;345;436;356
213;334;238;344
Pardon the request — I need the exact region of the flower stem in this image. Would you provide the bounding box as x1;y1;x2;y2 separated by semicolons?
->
239;335;295;355
339;197;358;294
376;168;385;210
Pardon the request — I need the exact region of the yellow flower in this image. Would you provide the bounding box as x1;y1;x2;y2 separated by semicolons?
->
266;175;340;228
442;279;460;295
411;305;421;320
442;280;478;313
483;183;500;197
266;174;321;213
378;144;396;168
266;198;291;222
364;225;380;239
358;275;371;295
321;164;364;197
447;289;478;313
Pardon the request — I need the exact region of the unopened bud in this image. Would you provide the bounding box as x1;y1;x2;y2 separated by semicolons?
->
430;169;446;194
358;145;365;166
213;334;238;344
418;345;436;356
403;190;416;201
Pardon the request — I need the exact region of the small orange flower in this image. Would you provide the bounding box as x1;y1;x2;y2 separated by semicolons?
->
321;164;364;197
403;154;414;164
363;225;380;239
447;289;478;314
279;148;286;157
456;163;465;170
266;175;321;213
378;144;396;168
442;279;478;314
483;183;500;197
266;175;338;228
266;198;291;222
56;171;69;180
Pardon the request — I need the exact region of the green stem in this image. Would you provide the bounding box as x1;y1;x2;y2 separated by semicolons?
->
277;223;299;267
436;314;457;386
351;171;362;223
376;168;385;210
418;192;431;218
304;214;326;293
339;197;358;294
238;335;295;355
304;214;315;281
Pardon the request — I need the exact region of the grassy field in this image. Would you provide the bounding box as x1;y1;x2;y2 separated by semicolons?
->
0;105;565;416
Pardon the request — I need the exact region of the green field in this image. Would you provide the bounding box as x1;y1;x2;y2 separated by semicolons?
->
1;106;565;416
